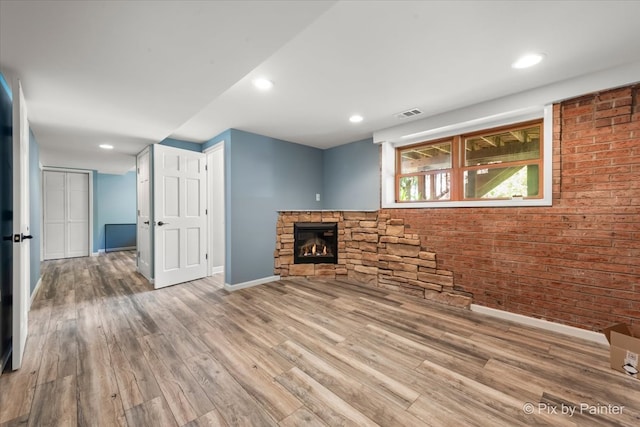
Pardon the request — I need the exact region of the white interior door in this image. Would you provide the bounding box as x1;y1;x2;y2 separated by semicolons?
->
153;144;207;289
12;79;29;370
136;148;152;280
43;170;89;260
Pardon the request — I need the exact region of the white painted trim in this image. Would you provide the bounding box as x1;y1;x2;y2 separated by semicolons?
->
470;304;608;345
29;277;42;308
205;142;226;278
91;252;99;257
391;106;544;148
202;141;224;154
224;275;280;292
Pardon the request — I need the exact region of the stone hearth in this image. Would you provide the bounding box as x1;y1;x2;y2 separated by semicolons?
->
274;210;472;308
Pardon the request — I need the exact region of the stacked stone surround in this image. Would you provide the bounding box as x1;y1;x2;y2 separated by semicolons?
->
274;210;472;308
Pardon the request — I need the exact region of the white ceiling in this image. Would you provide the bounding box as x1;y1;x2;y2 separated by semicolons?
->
2;0;640;174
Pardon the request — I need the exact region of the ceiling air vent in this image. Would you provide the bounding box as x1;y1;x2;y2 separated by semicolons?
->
396;108;423;119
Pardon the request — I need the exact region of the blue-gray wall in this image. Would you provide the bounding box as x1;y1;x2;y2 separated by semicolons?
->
28;130;41;293
94;171;137;252
160;137;202;152
322;138;380;210
225;129;323;285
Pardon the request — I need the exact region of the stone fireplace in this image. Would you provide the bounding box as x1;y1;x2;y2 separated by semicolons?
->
294;222;338;264
274;210;472;308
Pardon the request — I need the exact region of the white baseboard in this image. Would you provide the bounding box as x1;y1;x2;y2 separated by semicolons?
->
30;277;43;309
91;252;99;257
211;266;224;274
224;275;280;292
471;304;608;345
105;246;136;252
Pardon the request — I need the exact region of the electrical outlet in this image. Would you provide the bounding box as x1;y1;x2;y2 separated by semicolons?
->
316;193;321;202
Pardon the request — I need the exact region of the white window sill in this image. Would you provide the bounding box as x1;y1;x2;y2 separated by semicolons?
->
382;198;552;209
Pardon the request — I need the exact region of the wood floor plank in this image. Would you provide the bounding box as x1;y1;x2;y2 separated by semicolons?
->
275;367;378;427
0;331;47;423
140;333;215;425
124;395;178;427
27;375;77;427
182;408;229;427
203;315;293;378
107;335;162;411
135;295;210;360
279;325;420;409
36;319;77;385
186;353;279;427
197;328;302;422
3;251;640;427
274;340;425;426
76;337;127;427
277;406;330;427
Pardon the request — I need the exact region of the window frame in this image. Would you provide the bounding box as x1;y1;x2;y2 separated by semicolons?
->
380;105;553;208
395;136;455;202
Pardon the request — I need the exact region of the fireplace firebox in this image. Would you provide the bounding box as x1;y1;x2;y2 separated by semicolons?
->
293;222;338;264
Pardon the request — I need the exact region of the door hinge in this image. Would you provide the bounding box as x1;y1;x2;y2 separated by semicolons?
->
205;253;208;260
205;164;208;171
205;209;208;215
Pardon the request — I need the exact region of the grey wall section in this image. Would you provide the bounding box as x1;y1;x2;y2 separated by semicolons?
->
322;138;380;210
28;130;41;294
226;129;323;285
159;138;202;152
94;171;137;252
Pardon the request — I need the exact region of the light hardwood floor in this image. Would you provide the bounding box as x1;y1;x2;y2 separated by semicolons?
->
1;251;639;426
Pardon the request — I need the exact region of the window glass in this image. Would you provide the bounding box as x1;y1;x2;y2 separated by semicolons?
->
398;171;451;201
464;165;539;199
399;141;452;174
464;126;540;167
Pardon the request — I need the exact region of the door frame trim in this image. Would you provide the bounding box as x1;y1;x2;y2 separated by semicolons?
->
41;167;94;259
203;141;225;278
135;146;153;282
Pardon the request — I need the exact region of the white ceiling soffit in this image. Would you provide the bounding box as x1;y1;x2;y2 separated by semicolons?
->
173;0;640;148
0;0;335;173
2;1;640;174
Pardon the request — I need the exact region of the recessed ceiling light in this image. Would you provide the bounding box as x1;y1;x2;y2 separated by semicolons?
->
349;115;363;123
99;144;114;150
512;53;545;69
252;77;273;91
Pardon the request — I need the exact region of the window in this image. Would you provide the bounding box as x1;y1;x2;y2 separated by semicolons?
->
396;120;543;202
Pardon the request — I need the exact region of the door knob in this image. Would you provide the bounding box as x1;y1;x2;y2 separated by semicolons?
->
157;221;169;226
22;234;34;240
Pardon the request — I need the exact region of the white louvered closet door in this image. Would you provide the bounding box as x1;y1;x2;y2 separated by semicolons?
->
43;170;89;260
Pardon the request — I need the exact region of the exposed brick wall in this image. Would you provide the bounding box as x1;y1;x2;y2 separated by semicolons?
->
384;83;640;332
